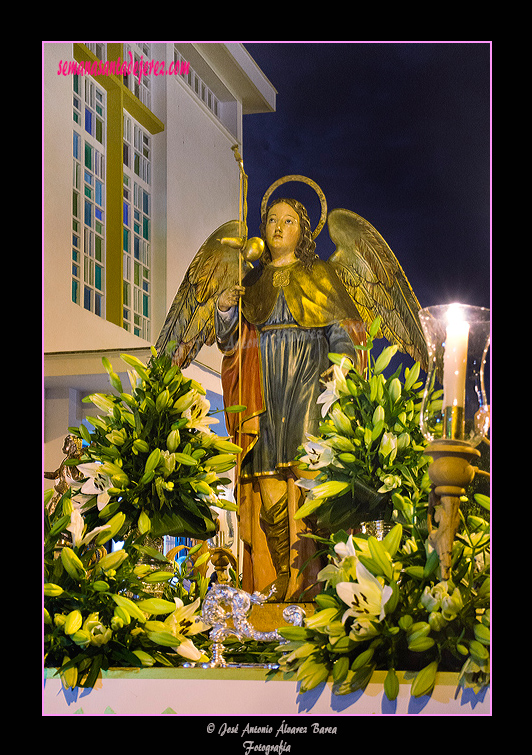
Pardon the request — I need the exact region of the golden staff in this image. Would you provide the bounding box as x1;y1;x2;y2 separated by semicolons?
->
221;145;264;580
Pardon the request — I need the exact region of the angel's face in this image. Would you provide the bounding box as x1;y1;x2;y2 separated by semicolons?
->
265;202;301;261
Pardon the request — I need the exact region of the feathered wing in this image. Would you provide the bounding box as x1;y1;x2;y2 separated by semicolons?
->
155;220;252;368
327;208;428;370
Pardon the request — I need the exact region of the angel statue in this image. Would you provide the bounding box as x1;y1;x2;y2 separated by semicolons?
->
156;173;427;602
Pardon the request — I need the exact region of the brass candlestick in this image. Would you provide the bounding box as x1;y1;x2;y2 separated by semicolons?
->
426;439;481;580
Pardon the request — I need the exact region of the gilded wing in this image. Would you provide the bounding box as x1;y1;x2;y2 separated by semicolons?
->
155;220;252;368
327;208;428;369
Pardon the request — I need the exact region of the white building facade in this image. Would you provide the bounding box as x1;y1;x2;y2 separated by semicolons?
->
43;42;276;480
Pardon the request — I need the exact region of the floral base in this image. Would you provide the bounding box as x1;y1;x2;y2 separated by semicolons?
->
43;666;490;715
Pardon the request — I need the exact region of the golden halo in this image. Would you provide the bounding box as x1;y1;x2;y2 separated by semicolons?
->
260;175;327;239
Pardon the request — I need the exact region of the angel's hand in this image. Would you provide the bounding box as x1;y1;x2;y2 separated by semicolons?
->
218;285;245;312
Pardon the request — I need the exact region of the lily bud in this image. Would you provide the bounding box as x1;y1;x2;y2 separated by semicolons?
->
310;480;351;500
156;388;171;413
61;547;87;581
113;606;131;625
428;611;447;632
135;597;177;615
54;613;67;628
372;405;385;426
379;432;398;461
96;549;128;573
441;587;463;619
64;609;83;636
331;406;354;436
173;389;196;413
388;377;402;403
138;511;151;535
111;594;147;623
95;511;126;545
133;438;150;453
44;583;64;597
70;629;91;647
373;345;399;374
166;429;180;453
133;650;156;667
144;448;162;475
60;658;78;690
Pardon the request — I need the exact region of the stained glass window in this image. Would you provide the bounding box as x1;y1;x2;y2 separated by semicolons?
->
122;112;151;340
71;70;106;317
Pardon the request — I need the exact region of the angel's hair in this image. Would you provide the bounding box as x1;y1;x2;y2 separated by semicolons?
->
259;197;316;270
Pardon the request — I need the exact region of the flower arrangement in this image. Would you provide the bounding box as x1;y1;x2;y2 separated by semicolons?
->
44;344;246;688
66;343;241;541
274;503;489;698
44;486;212;689
272;320;490;699
294;318;433;533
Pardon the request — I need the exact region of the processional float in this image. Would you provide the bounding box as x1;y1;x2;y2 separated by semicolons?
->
155;147;489;665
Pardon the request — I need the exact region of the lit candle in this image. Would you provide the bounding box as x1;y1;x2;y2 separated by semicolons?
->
443;304;470;439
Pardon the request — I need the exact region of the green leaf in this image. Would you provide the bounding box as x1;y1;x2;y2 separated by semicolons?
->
424;549;440;577
49;514;72;537
358;554;382;576
404;566;425;579
382;523;403;558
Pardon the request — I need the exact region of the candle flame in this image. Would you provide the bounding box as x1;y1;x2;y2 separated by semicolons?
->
446;302;465;325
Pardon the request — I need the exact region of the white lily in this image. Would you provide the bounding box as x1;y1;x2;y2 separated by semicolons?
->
333;534;358;561
75;462;113;511
161;597;209;661
317;364;350;417
318;535;360;586
299;435;335;470
336;562;393;625
66;508;111;547
164;597;210;637
183;392;219;433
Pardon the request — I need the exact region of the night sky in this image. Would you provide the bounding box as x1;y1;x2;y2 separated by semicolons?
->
240;42;491;312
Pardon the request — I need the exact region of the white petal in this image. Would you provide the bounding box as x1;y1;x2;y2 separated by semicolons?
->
294;477;320;491
335;581;357;607
379;585;394;620
77;462;103;478
176;638;203;661
80;524;111;546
